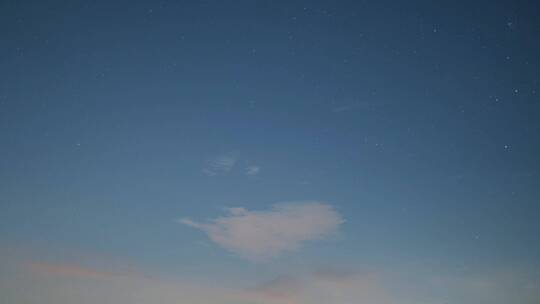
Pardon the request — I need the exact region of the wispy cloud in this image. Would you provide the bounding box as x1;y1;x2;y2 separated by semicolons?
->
202;155;237;176
179;202;344;261
245;165;260;176
13;260;241;304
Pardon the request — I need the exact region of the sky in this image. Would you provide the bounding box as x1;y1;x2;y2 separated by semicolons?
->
1;0;540;303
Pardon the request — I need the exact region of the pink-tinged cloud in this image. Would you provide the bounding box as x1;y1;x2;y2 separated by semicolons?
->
179;202;344;261
4;257;540;304
23;261;142;280
15;260;395;304
245;270;394;304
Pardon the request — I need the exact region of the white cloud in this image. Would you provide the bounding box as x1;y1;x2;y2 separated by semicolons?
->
179;202;344;261
202;155;237;176
245;165;260;176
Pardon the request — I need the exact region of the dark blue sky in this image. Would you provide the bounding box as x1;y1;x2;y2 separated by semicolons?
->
1;1;539;303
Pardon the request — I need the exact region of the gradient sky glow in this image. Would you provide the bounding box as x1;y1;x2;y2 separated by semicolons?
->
1;0;540;303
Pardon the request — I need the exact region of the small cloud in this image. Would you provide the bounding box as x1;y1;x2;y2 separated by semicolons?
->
178;218;202;228
203;155;237;176
245;165;260;176
179;202;344;261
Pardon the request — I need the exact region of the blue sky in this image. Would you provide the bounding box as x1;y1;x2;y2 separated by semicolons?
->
1;0;540;303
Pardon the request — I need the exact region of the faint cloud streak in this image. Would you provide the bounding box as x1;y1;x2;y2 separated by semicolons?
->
202;155;237;176
245;165;260;176
23;262;139;280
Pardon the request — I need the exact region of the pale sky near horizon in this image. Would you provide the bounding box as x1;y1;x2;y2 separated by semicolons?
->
1;0;540;303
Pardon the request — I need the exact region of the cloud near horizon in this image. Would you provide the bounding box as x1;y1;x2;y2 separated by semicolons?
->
179;202;344;261
3;258;539;304
16;260;394;304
